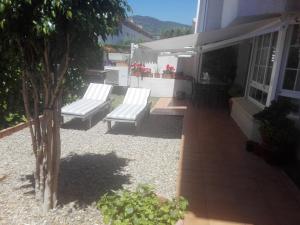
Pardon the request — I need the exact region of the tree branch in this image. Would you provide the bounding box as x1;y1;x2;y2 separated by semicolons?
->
50;34;70;108
22;72;37;157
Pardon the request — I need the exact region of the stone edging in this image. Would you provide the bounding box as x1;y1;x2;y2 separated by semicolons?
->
0;121;30;139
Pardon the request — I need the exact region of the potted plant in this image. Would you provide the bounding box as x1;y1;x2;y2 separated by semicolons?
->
141;67;152;78
253;100;299;165
162;64;175;79
131;63;142;77
154;72;161;78
98;185;188;225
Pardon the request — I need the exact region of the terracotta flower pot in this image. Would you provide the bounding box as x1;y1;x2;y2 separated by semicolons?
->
154;73;161;78
163;73;175;79
132;71;141;77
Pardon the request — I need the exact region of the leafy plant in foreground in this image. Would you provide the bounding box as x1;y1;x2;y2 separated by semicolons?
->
97;185;188;225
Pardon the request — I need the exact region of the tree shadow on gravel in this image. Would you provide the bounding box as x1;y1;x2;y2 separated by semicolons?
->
20;152;130;208
61;111;106;131
58;152;130;207
107;115;183;139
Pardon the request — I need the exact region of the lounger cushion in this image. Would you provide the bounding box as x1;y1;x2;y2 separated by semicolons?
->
123;88;151;105
61;99;105;116
83;83;112;101
106;104;146;121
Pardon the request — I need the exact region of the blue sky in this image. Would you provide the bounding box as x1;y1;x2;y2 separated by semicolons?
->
127;0;198;25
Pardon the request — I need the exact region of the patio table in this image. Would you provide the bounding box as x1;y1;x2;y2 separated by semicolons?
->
192;77;229;107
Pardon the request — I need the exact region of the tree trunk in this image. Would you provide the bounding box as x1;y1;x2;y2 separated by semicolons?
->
42;99;62;212
21;35;69;212
22;74;62;212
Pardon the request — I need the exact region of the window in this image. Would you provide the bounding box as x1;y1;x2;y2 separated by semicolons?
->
248;32;278;106
281;24;300;97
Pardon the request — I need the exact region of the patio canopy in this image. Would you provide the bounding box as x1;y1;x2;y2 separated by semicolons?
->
138;16;283;54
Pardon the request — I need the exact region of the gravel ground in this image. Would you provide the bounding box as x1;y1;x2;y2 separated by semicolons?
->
0;114;182;225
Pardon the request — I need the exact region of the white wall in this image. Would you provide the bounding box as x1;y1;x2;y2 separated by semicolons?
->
205;0;224;31
130;77;192;98
143;56;179;74
180;56;197;78
157;56;178;74
221;0;239;28
237;0;286;17
196;0;292;31
231;97;262;141
104;66;129;86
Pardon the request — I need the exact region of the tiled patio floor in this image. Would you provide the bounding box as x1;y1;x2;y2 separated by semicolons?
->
151;97;187;116
176;102;300;225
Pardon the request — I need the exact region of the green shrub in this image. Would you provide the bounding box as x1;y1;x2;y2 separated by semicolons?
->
97;185;188;225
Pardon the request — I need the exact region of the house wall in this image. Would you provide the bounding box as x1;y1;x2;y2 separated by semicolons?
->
105;24;152;45
196;0;294;31
222;0;287;28
205;0;224;31
130;77;192;97
180;56;197;78
221;0;239;28
237;0;287;18
157;56;178;74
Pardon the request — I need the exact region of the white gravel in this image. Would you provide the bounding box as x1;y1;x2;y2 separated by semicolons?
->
0;114;182;225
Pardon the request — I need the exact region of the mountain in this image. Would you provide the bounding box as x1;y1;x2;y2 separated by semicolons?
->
130;15;192;36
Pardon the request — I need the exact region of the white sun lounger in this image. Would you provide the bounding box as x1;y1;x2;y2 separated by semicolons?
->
61;83;113;128
105;88;151;131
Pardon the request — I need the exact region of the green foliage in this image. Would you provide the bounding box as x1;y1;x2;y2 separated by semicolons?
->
160;27;193;39
0;37;25;129
97;185;188;225
254;100;299;150
0;0;129;129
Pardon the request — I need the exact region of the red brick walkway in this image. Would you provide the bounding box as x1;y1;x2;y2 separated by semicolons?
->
177;104;300;225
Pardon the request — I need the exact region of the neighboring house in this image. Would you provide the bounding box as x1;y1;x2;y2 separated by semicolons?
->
102;20;152;87
104;20;153;45
132;0;300;141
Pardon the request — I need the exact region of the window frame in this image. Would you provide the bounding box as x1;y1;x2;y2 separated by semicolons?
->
247;32;278;107
278;23;300;100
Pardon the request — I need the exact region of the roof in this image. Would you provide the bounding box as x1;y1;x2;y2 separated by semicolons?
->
123;20;153;39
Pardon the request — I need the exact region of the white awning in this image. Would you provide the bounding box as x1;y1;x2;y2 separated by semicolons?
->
140;33;199;52
139;16;283;53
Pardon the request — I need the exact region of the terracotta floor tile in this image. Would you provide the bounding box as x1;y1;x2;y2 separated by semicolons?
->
184;212;210;225
175;103;300;225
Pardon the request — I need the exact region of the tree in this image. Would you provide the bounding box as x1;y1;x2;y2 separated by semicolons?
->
160;27;192;39
0;0;129;212
0;37;24;129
